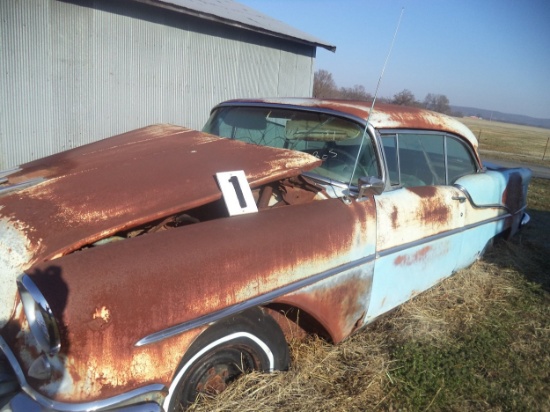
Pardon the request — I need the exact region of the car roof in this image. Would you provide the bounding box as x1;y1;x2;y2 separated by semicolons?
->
217;98;479;150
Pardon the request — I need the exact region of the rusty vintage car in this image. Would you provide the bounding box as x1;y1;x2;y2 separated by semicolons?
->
0;98;531;411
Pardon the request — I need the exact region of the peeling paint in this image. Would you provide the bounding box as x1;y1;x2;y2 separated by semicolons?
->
394;246;432;266
0;125;321;264
0;101;531;410
11;195;375;401
277;267;374;343
0;216;42;328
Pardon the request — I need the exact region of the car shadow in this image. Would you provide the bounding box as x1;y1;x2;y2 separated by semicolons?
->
483;207;550;293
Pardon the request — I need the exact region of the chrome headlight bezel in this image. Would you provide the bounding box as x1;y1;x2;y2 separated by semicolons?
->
16;274;61;356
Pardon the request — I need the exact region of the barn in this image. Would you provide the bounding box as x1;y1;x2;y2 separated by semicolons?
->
0;0;335;169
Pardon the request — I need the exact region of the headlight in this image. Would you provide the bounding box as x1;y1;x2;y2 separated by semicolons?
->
17;274;60;356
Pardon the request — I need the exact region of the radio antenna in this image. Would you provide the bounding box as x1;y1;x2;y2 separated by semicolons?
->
347;7;405;188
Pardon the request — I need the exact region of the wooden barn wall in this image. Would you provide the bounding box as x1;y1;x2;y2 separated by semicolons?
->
0;0;316;168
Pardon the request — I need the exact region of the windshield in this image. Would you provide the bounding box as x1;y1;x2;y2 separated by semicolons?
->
203;106;380;185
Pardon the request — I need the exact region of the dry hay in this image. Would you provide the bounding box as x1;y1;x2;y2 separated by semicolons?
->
189;178;550;411
189;258;530;412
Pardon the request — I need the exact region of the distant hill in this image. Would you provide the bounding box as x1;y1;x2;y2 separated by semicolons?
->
451;105;550;129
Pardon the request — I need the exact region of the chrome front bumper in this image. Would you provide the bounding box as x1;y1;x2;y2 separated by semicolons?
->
1;392;161;412
0;337;164;412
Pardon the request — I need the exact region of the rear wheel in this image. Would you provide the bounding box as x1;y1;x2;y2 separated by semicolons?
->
166;308;289;410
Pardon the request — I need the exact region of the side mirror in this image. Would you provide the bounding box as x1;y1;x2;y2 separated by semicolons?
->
358;176;384;197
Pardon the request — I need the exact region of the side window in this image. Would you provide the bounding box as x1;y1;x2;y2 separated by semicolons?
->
399;134;445;186
447;137;477;183
381;133;476;187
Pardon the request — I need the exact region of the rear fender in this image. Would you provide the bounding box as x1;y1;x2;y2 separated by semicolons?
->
454;167;531;236
455;168;530;211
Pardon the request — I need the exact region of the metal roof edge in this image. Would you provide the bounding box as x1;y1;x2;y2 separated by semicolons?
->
134;0;336;52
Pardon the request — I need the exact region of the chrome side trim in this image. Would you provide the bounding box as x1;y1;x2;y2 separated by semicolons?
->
139;207;524;347
0;167;21;179
135;253;377;347
376;212;514;259
453;183;510;211
0;178;45;197
0;336;166;412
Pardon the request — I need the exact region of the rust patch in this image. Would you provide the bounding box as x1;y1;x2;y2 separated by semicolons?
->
407;187;451;225
502;172;523;213
263;306;308;342
407;185;438;198
418;201;451;225
274;269;373;343
18;196;374;401
279;176;321;205
394;246;432;266
390;205;399;229
0;215;44;328
0;125;321;264
88;306;112;331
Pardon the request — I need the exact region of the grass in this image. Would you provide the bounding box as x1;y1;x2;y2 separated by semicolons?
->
187;121;550;411
386;250;550;411
458;117;550;166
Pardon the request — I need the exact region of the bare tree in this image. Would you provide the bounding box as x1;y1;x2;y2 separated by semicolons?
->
339;85;372;101
313;70;339;98
391;89;418;106
314;70;453;113
424;93;451;114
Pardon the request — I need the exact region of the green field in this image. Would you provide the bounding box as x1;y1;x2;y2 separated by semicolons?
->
188;121;550;412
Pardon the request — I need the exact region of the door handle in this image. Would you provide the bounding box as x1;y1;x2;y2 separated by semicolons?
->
452;196;466;203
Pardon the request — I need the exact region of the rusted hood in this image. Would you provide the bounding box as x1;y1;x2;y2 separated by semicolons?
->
0;125;320;327
0;124;320;262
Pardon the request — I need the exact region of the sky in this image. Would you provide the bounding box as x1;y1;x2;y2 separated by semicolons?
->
237;0;550;119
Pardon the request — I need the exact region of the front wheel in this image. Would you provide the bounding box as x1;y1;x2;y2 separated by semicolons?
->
165;308;289;410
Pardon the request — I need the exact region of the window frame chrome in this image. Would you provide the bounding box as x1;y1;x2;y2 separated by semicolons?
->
378;129;481;188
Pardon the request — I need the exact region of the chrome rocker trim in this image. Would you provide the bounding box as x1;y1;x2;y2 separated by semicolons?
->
138;205;523;347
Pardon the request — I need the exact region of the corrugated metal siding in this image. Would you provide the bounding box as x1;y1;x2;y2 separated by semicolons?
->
0;0;315;169
1;1;54;168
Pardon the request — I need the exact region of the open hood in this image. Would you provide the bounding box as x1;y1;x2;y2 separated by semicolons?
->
1;125;320;263
0;125;320;327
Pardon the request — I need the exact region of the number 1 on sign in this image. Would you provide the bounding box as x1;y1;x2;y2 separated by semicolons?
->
216;171;258;216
